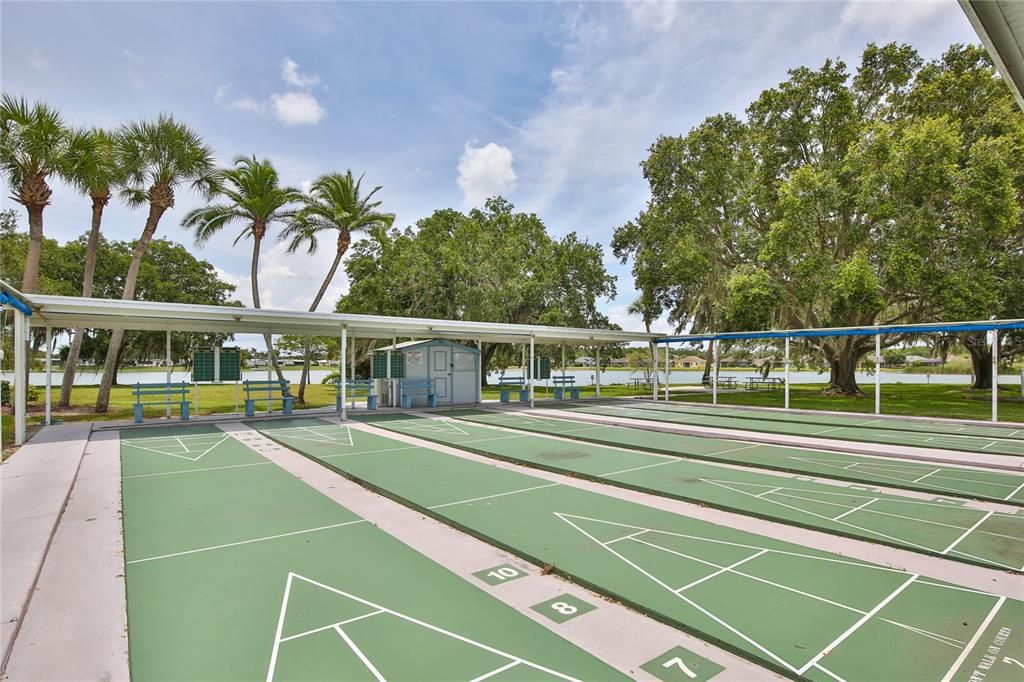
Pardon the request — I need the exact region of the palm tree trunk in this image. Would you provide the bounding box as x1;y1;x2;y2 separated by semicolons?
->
21;203;44;294
250;233;287;385
59;196;105;407
297;247;345;402
95;202;166;412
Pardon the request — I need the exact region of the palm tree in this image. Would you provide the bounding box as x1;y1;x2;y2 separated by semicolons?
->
59;128;122;408
182;155;303;384
95;115;217;412
0;94;92;293
282;171;394;402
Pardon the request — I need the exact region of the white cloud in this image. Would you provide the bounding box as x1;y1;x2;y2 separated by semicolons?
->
456;142;517;207
300;179;313;194
281;57;321;88
271;91;326;126
29;51;48;71
839;0;946;34
625;0;678;33
214;84;266;113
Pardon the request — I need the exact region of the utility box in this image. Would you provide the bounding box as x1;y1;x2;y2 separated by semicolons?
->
374;340;480;407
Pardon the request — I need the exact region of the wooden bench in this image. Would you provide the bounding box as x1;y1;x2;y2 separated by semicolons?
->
244;379;293;417
337;379;377;411
552;375;580;400
400;378;437;409
132;382;191;423
498;376;528;403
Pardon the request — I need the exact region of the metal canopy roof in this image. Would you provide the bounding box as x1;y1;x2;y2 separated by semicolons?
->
19;293;656;345
656;319;1024;344
961;0;1024;110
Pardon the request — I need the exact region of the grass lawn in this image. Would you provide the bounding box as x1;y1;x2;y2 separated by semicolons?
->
671;382;1024;422
5;380;1021;459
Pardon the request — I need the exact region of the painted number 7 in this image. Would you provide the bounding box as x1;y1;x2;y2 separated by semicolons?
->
663;657;697;679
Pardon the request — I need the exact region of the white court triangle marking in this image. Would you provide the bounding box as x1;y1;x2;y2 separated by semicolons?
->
266;572;583;682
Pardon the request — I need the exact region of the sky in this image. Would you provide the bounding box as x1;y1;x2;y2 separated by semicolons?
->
1;0;980;346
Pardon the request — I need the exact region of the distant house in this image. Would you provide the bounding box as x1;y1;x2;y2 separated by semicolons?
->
610;358;629;367
575;356;595;367
726;357;752;368
905;355;943;366
675;355;704;368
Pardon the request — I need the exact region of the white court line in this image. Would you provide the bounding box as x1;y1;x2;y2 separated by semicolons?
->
755;487;782;498
555;513;800;674
279;609;385;643
320;445;419;460
1004;481;1024;501
913;469;942;483
814;662;847;682
427;483;560;510
469;661;522;682
287;573;582;682
674;549;769;593
602;460;679;477
122;461;273;479
833;498;877;521
335;625;387;682
266;566;294;682
941;511;994;555
939;597;1006;682
796;574;919;675
127;519;366;564
948;549;1022;572
811;427;847;436
605;529;650;545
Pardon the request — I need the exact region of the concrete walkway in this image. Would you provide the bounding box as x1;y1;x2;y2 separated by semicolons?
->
0;422;91;672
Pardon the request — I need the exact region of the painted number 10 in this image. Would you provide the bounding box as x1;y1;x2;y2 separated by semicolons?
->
663;657;697;680
487;567;520;581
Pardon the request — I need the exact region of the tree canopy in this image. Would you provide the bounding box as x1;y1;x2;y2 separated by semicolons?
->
337;197;617;380
614;43;1024;393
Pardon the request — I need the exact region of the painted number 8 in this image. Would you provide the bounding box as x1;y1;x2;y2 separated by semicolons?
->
551;601;577;615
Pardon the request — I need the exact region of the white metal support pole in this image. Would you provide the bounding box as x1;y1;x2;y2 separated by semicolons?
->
561;345;566;381
784;336;790;410
595;346;601;397
652;343;658;401
165;331;172;418
350;335;356;409
476;339;482;404
529;335;535;408
13;310;27;445
992;329;999;423
875;333;881;415
712;340;719;405
341;327;347;421
266;334;273;413
664;343;670;402
44;326;52;426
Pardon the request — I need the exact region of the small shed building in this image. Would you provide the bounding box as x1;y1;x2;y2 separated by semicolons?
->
376;339;480;407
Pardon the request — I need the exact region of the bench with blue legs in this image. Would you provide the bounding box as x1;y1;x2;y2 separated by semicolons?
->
498;376;529;403
337;379;377;410
400;378;437;409
132;382;191;423
552;375;580;400
244;379;293;417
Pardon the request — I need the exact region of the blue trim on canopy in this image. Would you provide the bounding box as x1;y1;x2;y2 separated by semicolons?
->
0;291;32;316
657;320;1024;344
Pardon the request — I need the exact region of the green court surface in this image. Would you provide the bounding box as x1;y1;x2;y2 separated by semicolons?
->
359;413;1024;572
550;401;1024;457
119;424;625;681
447;409;1024;506
615;400;1024;442
251;417;1024;682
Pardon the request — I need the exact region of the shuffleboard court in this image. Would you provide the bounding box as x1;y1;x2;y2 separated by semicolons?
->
252;417;1024;682
548;401;1024;457
446;409;1024;505
358;413;1024;572
120;424;626;681
603;400;1024;442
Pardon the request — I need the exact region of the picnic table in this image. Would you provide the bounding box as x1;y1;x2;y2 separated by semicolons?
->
630;378;653;390
702;376;737;389
744;376;786;391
